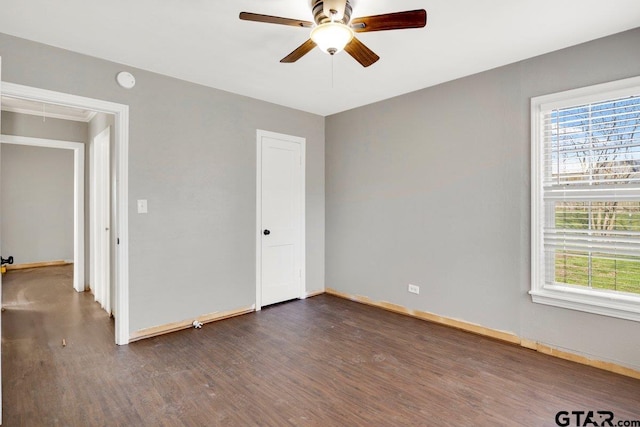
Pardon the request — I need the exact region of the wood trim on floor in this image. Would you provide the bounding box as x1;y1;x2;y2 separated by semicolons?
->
6;260;72;271
305;289;325;298
325;288;640;380
129;305;255;342
533;343;640;380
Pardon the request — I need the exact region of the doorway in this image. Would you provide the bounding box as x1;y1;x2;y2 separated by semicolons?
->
255;130;306;309
0;82;130;345
0;135;85;292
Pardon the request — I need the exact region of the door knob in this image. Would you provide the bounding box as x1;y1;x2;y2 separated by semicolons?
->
263;229;271;235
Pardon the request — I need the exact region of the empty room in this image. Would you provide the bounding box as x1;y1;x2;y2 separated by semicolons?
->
1;0;640;425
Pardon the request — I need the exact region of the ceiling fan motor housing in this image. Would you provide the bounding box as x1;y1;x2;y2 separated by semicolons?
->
312;0;352;25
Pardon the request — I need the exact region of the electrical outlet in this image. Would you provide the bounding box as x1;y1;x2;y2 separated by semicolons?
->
408;284;420;294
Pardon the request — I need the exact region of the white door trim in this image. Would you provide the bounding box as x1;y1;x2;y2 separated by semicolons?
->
1;81;130;345
0;135;85;293
255;129;306;311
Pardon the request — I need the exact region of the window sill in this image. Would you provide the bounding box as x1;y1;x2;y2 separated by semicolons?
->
529;286;640;322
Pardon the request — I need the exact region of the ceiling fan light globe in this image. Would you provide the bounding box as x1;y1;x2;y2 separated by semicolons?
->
310;22;354;55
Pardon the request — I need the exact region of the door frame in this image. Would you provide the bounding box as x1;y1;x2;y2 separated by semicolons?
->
255;129;306;311
1;82;130;345
0;135;85;293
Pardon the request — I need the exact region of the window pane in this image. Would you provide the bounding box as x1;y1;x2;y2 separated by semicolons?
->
552;201;640;294
545;96;640;187
554;251;590;286
555;201;640;232
554;251;640;294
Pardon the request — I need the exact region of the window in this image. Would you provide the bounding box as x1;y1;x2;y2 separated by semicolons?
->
531;76;640;321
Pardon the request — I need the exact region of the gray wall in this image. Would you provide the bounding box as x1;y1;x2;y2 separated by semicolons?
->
0;33;325;333
1;111;86;265
1;110;87;141
326;27;640;371
0;144;74;264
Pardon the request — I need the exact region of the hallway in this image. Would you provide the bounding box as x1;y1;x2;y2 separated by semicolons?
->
2;265;115;424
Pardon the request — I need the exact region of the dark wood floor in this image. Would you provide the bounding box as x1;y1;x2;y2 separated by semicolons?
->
2;265;639;426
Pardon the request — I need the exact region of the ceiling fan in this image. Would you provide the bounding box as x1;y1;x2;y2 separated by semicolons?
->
239;0;427;67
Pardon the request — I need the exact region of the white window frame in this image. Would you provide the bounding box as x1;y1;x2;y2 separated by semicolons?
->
530;75;640;322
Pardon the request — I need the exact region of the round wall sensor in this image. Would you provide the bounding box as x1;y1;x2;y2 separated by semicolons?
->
116;71;136;89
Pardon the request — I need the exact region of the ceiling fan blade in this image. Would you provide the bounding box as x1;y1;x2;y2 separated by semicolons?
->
344;37;380;67
239;12;313;28
280;39;317;63
351;9;427;32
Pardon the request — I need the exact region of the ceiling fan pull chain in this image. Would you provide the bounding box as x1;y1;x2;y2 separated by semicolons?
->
331;54;334;89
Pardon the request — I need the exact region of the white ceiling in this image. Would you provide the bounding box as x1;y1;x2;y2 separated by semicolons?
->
1;0;639;116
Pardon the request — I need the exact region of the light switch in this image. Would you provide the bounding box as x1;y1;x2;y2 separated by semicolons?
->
137;199;148;214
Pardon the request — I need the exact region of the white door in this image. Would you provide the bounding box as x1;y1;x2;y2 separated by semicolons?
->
257;130;305;308
91;127;111;314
